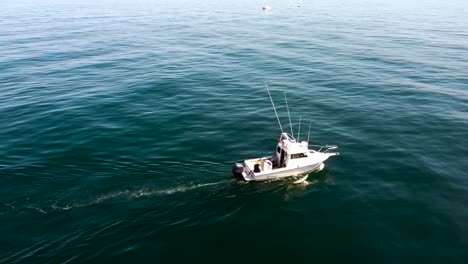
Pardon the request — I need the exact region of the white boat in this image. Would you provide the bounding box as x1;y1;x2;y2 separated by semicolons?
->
232;132;338;181
232;83;339;182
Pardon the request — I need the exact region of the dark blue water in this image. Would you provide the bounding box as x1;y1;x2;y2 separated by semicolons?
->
1;0;467;262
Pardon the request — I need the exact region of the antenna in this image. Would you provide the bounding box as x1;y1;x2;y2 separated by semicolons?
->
297;115;302;141
264;82;283;133
307;120;312;142
284;91;293;136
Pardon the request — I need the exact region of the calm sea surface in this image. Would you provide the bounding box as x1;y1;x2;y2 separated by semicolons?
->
0;0;467;262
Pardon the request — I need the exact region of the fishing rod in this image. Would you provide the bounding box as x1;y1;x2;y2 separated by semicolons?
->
284;91;294;136
297;115;302;141
264;82;283;133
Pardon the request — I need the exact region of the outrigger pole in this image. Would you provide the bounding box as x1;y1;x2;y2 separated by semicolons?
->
307;120;312;142
284;91;294;136
264;82;283;133
297;115;302;141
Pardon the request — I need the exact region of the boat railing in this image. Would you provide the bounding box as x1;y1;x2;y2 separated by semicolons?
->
309;145;339;156
243;165;255;177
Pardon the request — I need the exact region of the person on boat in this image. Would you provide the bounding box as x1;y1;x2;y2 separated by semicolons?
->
254;161;262;173
271;152;278;167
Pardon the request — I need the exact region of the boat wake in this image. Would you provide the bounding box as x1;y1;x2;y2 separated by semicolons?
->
300;179;319;186
52;180;230;211
2;180;231;214
293;174;309;184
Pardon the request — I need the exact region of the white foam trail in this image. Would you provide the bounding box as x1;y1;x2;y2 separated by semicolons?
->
301;179;319;186
153;181;226;195
293;174;308;184
25;205;47;214
5;202;16;210
4;180;231;214
51;180;229;211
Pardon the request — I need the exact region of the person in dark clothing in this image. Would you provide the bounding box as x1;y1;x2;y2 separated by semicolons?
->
254;163;261;173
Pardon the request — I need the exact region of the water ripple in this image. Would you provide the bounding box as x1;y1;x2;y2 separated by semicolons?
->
1;0;467;261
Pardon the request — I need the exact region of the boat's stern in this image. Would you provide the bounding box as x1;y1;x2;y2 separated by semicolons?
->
232;163;246;181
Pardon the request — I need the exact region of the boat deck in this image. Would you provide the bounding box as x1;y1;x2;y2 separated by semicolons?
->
244;157;276;174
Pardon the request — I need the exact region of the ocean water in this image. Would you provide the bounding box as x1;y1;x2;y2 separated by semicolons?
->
0;0;467;262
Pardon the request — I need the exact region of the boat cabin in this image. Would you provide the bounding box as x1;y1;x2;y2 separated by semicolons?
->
243;132;312;174
273;132;310;169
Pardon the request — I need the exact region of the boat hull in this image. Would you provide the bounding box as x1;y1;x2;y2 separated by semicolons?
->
241;162;324;182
